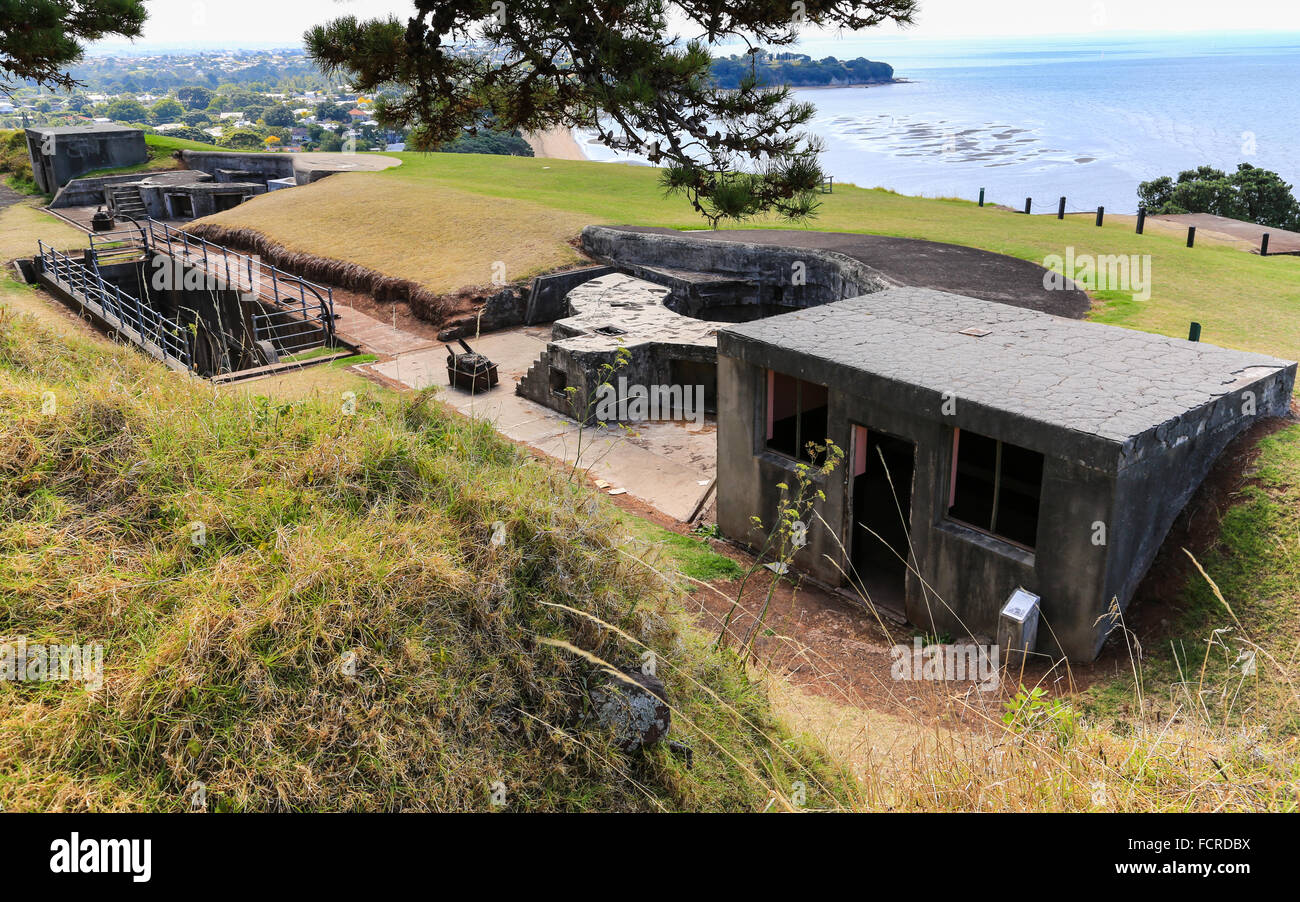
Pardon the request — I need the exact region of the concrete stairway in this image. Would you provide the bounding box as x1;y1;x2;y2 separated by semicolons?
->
516;347;560;409
110;186;147;221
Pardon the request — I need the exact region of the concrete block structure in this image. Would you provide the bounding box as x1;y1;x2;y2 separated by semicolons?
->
717;289;1295;660
25;125;148;192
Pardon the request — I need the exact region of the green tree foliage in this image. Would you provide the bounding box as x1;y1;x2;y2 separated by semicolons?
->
177;85;213;110
0;0;146;89
0;129;37;192
439;129;533;156
104;96;148;123
159;125;215;144
710;52;894;88
1138;164;1300;231
149;97;185;124
314;100;351;123
260;104;296;127
304;0;917;225
219;126;267;150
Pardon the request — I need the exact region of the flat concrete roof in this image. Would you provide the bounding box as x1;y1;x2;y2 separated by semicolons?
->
25;124;142;136
721;287;1295;458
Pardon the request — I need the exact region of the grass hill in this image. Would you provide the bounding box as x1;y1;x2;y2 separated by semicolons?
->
0;276;844;811
197;151;1300;362
2;151;1298;810
195;151;1300;769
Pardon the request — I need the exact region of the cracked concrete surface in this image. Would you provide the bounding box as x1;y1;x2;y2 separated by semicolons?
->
723;286;1295;465
364;327;715;521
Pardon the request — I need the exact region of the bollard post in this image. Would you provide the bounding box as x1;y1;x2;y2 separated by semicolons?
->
978;188;985;207
1136;207;1146;234
1058;197;1066;220
1095;206;1105;227
1187;226;1196;248
1261;233;1270;257
1024;197;1032;215
1188;322;1202;342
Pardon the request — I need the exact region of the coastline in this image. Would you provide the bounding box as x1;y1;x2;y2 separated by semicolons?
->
524;127;587;160
790;78;909;92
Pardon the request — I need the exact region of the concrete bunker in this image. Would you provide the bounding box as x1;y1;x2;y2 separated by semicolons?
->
715;288;1296;661
517;226;889;421
32;221;337;379
24;125;148;192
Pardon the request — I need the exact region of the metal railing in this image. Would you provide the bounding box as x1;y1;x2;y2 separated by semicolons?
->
139;219;335;359
43;218;337;372
37;240;193;372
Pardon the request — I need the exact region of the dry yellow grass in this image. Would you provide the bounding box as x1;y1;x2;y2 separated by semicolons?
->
0;202;83;263
196;172;590;293
0;203;100;338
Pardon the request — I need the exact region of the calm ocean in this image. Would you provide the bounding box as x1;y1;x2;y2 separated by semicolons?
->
577;31;1300;214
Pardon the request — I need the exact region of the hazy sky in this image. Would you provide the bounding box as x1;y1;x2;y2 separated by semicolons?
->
102;0;1300;49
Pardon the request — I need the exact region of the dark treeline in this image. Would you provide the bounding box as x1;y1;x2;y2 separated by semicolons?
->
710;52;896;89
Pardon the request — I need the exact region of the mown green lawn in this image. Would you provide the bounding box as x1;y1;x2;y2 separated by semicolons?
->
373;151;1300;361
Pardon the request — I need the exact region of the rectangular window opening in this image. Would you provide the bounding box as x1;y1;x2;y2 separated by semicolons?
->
549;366;567;400
947;428;1043;549
765;369;829;465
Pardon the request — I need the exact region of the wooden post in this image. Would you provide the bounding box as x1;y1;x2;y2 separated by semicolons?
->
1058;197;1066;220
1095;206;1105;227
1187;226;1196;248
978;188;985;207
1188;322;1202;342
1261;233;1270;257
1024;197;1032;215
1136;207;1146;234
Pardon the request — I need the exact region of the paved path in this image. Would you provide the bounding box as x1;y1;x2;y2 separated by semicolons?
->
609;226;1091;318
1148;213;1300;255
333;302;437;357
366;327;716;522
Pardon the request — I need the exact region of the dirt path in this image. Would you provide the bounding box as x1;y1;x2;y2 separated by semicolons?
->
0;183;26;212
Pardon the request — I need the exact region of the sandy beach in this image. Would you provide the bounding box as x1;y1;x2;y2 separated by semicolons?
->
524;126;587;160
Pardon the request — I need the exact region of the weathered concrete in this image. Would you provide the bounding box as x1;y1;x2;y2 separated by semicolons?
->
602;226;1091;317
524;265;614;325
50;171;198;209
516;272;722;421
717;287;1296;661
369;327;716;521
179;150;401;187
133;176;264;220
25;125;147;192
583;225;891;312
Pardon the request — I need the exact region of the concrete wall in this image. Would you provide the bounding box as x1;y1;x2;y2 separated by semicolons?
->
179;151;296;184
25;128;147;191
581;226;891;308
1101;365;1295;653
524;266;614;325
50;172;154;208
718;339;1297;660
138;181;264;219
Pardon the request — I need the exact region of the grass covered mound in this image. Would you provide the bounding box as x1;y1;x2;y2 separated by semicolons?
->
0;304;839;811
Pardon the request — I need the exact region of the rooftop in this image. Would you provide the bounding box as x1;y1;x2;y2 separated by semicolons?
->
721;287;1295;462
24;124;142;136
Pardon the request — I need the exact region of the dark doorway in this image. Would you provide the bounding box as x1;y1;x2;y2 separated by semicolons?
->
850;427;916;602
167;194;194;219
212;193;245;212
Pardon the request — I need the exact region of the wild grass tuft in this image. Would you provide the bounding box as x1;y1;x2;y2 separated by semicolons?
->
0;304;841;811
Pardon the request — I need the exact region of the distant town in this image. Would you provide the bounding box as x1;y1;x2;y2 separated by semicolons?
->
0;48;411;154
0;46;896;157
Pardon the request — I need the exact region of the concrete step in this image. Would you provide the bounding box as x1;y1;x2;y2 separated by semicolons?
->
515;349;552;400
